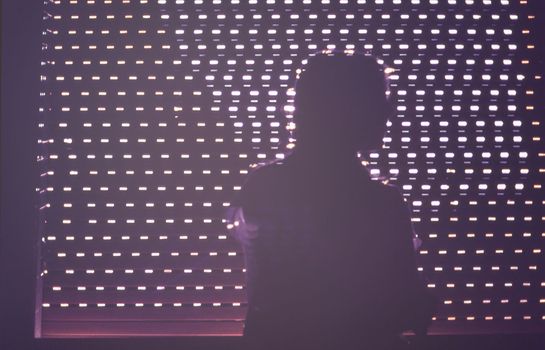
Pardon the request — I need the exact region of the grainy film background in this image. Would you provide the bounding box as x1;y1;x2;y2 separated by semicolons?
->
37;0;543;337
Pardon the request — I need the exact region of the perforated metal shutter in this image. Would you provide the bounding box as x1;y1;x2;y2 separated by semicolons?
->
37;0;543;337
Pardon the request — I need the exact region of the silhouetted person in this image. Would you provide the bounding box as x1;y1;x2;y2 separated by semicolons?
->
228;53;435;350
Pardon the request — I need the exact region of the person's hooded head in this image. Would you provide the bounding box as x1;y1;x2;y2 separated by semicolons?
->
293;52;392;154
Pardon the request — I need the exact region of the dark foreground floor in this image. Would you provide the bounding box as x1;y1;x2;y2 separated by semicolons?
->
2;334;542;350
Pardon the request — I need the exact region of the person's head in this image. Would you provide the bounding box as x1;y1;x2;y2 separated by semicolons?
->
292;52;392;155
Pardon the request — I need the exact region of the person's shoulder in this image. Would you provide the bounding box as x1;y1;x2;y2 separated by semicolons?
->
364;178;407;208
382;181;404;200
366;177;401;196
244;158;289;188
235;159;290;207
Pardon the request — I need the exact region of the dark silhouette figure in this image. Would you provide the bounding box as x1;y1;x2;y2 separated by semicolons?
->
228;53;435;350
